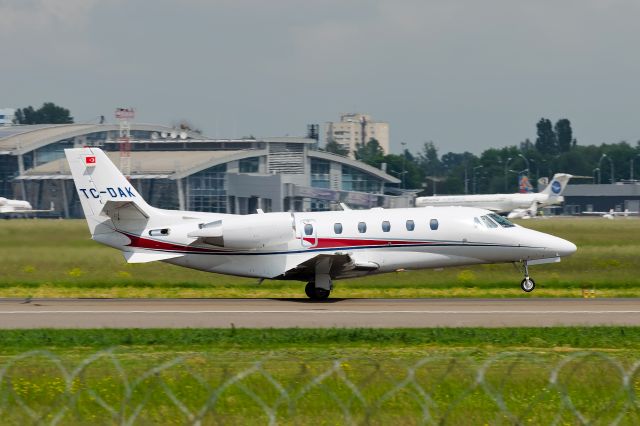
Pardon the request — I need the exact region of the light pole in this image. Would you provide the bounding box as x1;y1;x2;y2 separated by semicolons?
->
504;157;512;192
630;154;640;181
426;176;441;196
473;165;483;194
529;158;539;180
599;154;614;184
401;142;407;190
518;153;530;175
464;165;469;195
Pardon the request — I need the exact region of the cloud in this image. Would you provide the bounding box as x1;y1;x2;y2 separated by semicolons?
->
0;0;100;67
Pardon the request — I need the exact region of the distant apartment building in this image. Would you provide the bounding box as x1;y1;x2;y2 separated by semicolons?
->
325;113;389;158
0;108;15;126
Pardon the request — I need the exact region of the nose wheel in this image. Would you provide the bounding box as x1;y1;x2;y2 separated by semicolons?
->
518;261;536;293
521;277;535;292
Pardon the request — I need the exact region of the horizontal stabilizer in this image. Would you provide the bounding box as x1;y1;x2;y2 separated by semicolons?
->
123;250;183;263
101;200;149;220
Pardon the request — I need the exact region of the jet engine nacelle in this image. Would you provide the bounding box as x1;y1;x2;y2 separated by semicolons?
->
188;212;295;249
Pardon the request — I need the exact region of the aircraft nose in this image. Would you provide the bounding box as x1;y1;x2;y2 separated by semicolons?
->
547;236;577;257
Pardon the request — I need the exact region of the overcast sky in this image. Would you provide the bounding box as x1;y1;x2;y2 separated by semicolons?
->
2;0;639;154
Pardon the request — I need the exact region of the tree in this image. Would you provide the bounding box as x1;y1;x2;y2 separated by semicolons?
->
354;138;385;166
535;118;557;154
382;152;422;189
14;102;73;124
554;118;573;152
324;138;350;156
417;141;442;176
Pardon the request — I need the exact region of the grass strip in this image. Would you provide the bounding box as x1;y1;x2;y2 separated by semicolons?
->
2;219;640;298
1;327;640;351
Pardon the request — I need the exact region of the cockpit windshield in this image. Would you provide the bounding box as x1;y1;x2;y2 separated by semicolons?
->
480;215;498;228
475;214;515;229
488;213;515;227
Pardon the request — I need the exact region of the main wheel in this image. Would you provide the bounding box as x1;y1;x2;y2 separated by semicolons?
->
305;282;330;300
520;277;535;292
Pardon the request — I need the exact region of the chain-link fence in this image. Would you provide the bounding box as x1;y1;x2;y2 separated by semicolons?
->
1;350;640;425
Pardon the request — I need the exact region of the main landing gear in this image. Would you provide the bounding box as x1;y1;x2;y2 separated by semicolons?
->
518;260;536;293
305;282;331;300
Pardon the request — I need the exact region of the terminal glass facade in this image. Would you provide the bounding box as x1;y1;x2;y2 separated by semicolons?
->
186;164;227;212
341;165;382;193
311;159;330;188
239;157;260;173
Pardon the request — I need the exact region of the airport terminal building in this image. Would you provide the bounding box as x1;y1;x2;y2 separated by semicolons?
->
0;124;409;218
563;183;640;214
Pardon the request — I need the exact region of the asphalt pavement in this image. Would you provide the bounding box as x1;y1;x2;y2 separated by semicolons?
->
0;298;639;328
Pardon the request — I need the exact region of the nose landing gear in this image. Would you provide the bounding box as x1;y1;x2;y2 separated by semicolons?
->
518;260;536;292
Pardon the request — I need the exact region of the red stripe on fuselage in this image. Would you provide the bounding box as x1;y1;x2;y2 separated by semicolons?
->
303;237;434;248
122;232;217;253
122;231;439;255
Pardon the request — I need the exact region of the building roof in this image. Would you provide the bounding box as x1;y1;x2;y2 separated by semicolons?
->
18;150;267;180
308;150;400;184
0;123;202;155
564;183;640;197
17;148;401;186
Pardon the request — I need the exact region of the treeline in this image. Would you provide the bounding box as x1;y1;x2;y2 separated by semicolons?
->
13;102;73;125
326;118;640;194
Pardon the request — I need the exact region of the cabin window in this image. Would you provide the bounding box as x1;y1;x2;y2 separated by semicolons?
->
429;219;439;231
304;223;314;236
480;215;498;228
489;213;516;228
358;222;367;233
381;221;391;232
334;223;343;234
406;220;415;231
149;228;170;236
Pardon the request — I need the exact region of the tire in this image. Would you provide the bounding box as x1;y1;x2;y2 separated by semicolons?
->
521;277;535;292
305;282;315;298
305;282;330;300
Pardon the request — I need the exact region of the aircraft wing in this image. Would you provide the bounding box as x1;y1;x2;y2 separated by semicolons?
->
278;253;379;281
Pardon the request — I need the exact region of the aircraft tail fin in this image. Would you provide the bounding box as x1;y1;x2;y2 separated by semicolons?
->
518;175;534;193
540;173;573;196
64;148;155;235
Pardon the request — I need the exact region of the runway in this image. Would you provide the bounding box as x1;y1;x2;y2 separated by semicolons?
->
1;298;640;328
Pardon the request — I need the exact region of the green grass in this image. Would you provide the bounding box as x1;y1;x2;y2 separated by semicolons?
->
2;327;640;351
1;328;640;424
1;218;640;298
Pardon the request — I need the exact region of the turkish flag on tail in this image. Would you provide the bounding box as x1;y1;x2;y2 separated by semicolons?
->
85;156;96;167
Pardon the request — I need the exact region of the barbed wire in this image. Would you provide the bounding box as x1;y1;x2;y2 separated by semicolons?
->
0;350;639;425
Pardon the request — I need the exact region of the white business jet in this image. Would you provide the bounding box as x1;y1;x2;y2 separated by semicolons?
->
64;148;576;299
415;173;573;219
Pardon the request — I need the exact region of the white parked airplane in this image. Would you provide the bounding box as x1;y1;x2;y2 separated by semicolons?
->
415;173;573;219
64;148;576;299
583;209;639;220
0;197;53;215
